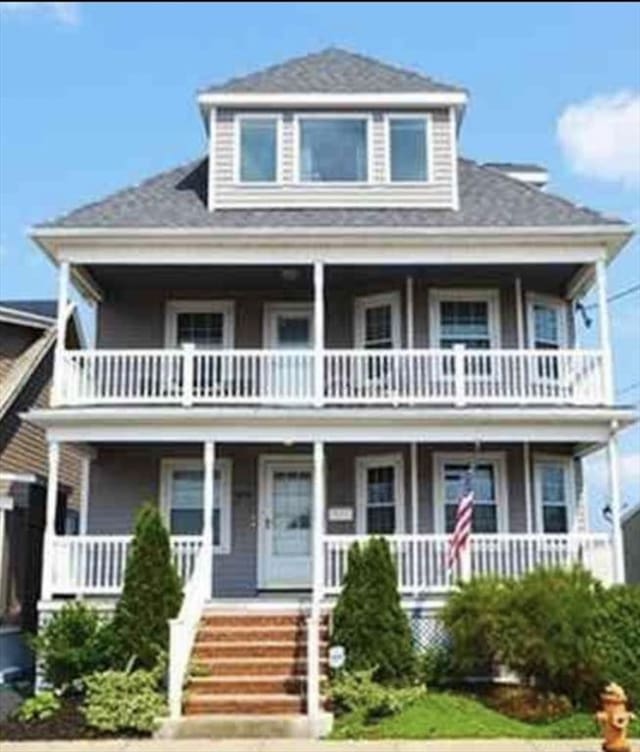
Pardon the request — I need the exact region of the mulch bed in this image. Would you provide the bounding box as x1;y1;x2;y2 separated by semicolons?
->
0;696;149;741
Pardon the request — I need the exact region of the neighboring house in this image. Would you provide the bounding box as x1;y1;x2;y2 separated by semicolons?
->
25;48;636;732
0;301;84;681
623;504;640;584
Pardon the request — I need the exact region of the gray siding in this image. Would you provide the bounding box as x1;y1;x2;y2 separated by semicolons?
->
623;509;640;584
212;108;455;209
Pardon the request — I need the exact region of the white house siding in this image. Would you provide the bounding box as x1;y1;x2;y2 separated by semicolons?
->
212;108;455;209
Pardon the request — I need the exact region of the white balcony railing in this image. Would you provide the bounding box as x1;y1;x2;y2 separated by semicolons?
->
49;535;202;595
58;347;607;408
323;533;615;594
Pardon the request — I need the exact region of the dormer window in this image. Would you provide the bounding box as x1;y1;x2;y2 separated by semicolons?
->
388;116;430;182
297;116;369;182
237;116;278;183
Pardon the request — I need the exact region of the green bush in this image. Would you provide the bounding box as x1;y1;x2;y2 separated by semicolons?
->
332;538;416;684
111;503;182;669
82;661;166;733
440;576;508;678
329;668;424;723
30;602;114;691
419;645;454;688
17;691;61;723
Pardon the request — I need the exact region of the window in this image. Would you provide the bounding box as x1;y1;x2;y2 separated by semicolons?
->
356;455;404;534
354;292;401;349
388;117;429;182
165;301;234;349
527;295;568;350
430;290;501;349
160;459;232;553
535;457;572;533
298;117;369;182
238;117;278;183
434;453;507;534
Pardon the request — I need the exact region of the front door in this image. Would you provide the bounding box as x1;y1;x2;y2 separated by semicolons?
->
264;304;313;400
260;458;313;589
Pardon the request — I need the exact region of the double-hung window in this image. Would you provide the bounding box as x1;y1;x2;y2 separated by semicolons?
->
388;116;430;182
161;458;232;553
298;117;369;182
237;117;278;183
356;454;404;534
534;457;572;533
165;301;235;349
430;290;500;351
354;292;401;349
527;295;568;350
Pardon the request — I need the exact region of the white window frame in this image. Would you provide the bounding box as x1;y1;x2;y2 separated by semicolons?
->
429;288;502;349
533;454;575;534
353;291;402;348
164;300;235;348
526;293;569;349
384;113;433;184
233;113;283;185
433;451;508;534
159;457;232;554
293;112;374;186
263;302;314;348
355;453;405;535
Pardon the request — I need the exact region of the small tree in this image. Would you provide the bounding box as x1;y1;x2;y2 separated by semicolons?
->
111;503;182;669
332;537;416;684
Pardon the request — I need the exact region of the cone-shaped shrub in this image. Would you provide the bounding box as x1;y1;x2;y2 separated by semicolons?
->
111;503;182;669
332;537;416;684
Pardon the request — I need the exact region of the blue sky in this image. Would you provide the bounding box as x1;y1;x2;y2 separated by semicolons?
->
1;2;639;522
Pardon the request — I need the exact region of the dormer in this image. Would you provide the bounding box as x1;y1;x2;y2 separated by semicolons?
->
197;48;468;211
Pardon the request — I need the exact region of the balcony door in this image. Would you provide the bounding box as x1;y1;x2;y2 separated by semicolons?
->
264;303;314;400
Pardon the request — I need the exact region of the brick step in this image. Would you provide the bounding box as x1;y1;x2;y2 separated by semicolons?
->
196;626;330;643
187;675;304;695
183;693;305;716
200;613;330;629
193;642;308;660
189;658;328;676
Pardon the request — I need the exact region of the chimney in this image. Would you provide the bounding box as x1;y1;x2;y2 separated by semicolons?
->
484;162;548;190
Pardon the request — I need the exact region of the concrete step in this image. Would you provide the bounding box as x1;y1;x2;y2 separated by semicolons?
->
156;712;334;739
183;693;305;715
187;675;304;695
189;657;327;676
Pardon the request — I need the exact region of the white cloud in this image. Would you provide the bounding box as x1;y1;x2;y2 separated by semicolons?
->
0;2;79;25
557;91;640;186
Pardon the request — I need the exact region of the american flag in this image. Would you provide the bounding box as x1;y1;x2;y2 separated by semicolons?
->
448;468;475;569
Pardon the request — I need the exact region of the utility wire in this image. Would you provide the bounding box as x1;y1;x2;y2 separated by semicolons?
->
585;283;640;310
618;381;640;396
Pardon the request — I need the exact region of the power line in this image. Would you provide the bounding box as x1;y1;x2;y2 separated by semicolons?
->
585;283;640;310
618;381;640;396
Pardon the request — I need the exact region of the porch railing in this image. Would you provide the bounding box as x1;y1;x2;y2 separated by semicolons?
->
58;347;607;408
49;535;202;595
323;532;614;594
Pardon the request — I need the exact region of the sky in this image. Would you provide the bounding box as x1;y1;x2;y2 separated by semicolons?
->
1;2;639;525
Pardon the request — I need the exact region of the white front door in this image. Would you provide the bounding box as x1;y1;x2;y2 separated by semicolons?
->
260;458;313;589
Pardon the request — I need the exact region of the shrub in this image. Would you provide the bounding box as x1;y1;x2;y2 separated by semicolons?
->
483;685;573;723
17;691;61;723
439;576;508;678
111;503;182;669
419;645;454;688
82;661;166;733
332;538;416;684
30;602;113;691
329;668;423;722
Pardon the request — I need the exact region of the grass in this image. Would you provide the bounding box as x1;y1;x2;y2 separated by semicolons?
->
331;691;599;739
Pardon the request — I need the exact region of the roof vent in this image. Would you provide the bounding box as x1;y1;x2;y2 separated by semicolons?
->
484;162;548;189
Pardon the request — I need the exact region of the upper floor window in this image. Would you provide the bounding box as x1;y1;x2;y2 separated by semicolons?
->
534;456;572;533
354;292;402;349
165;300;235;349
388;117;430;182
430;289;501;350
526;295;568;350
298;117;369;182
238;117;278;183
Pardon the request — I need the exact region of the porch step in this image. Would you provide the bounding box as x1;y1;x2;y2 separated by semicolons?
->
201;613;314;628
196;625;328;642
190;657;327;676
188;675;304;695
183;693;306;716
193;641;309;660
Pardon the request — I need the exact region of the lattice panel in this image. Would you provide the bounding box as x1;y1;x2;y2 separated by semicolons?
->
408;609;449;651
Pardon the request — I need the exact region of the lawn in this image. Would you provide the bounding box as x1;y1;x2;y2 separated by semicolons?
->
331;691;599;739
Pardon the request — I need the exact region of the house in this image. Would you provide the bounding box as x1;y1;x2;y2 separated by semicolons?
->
0;300;84;682
25;48;636;733
623;504;640;584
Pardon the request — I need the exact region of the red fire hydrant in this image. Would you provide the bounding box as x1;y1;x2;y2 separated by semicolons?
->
596;683;636;752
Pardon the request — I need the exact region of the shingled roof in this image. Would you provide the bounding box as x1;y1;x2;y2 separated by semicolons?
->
37;157;623;231
201;47;465;95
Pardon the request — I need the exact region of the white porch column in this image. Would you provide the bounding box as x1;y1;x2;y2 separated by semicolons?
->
523;442;533;532
405;276;415;348
308;440;325;733
203;441;216;596
79;454;91;536
52;261;70;406
42;441;60;601
313;261;325;407
607;430;626;583
515;276;525;348
596;258;615;403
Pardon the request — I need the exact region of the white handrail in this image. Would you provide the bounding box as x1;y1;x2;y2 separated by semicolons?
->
168;543;210;720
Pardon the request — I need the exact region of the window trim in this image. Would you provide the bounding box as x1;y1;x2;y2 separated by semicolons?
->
233;113;283;185
293;112;374;186
355;453;405;535
429;288;502;349
384;113;433;184
159;457;232;554
353;291;402;348
263;302;314;348
433;451;508;534
526;293;569;349
164;300;235;349
533;453;575;534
